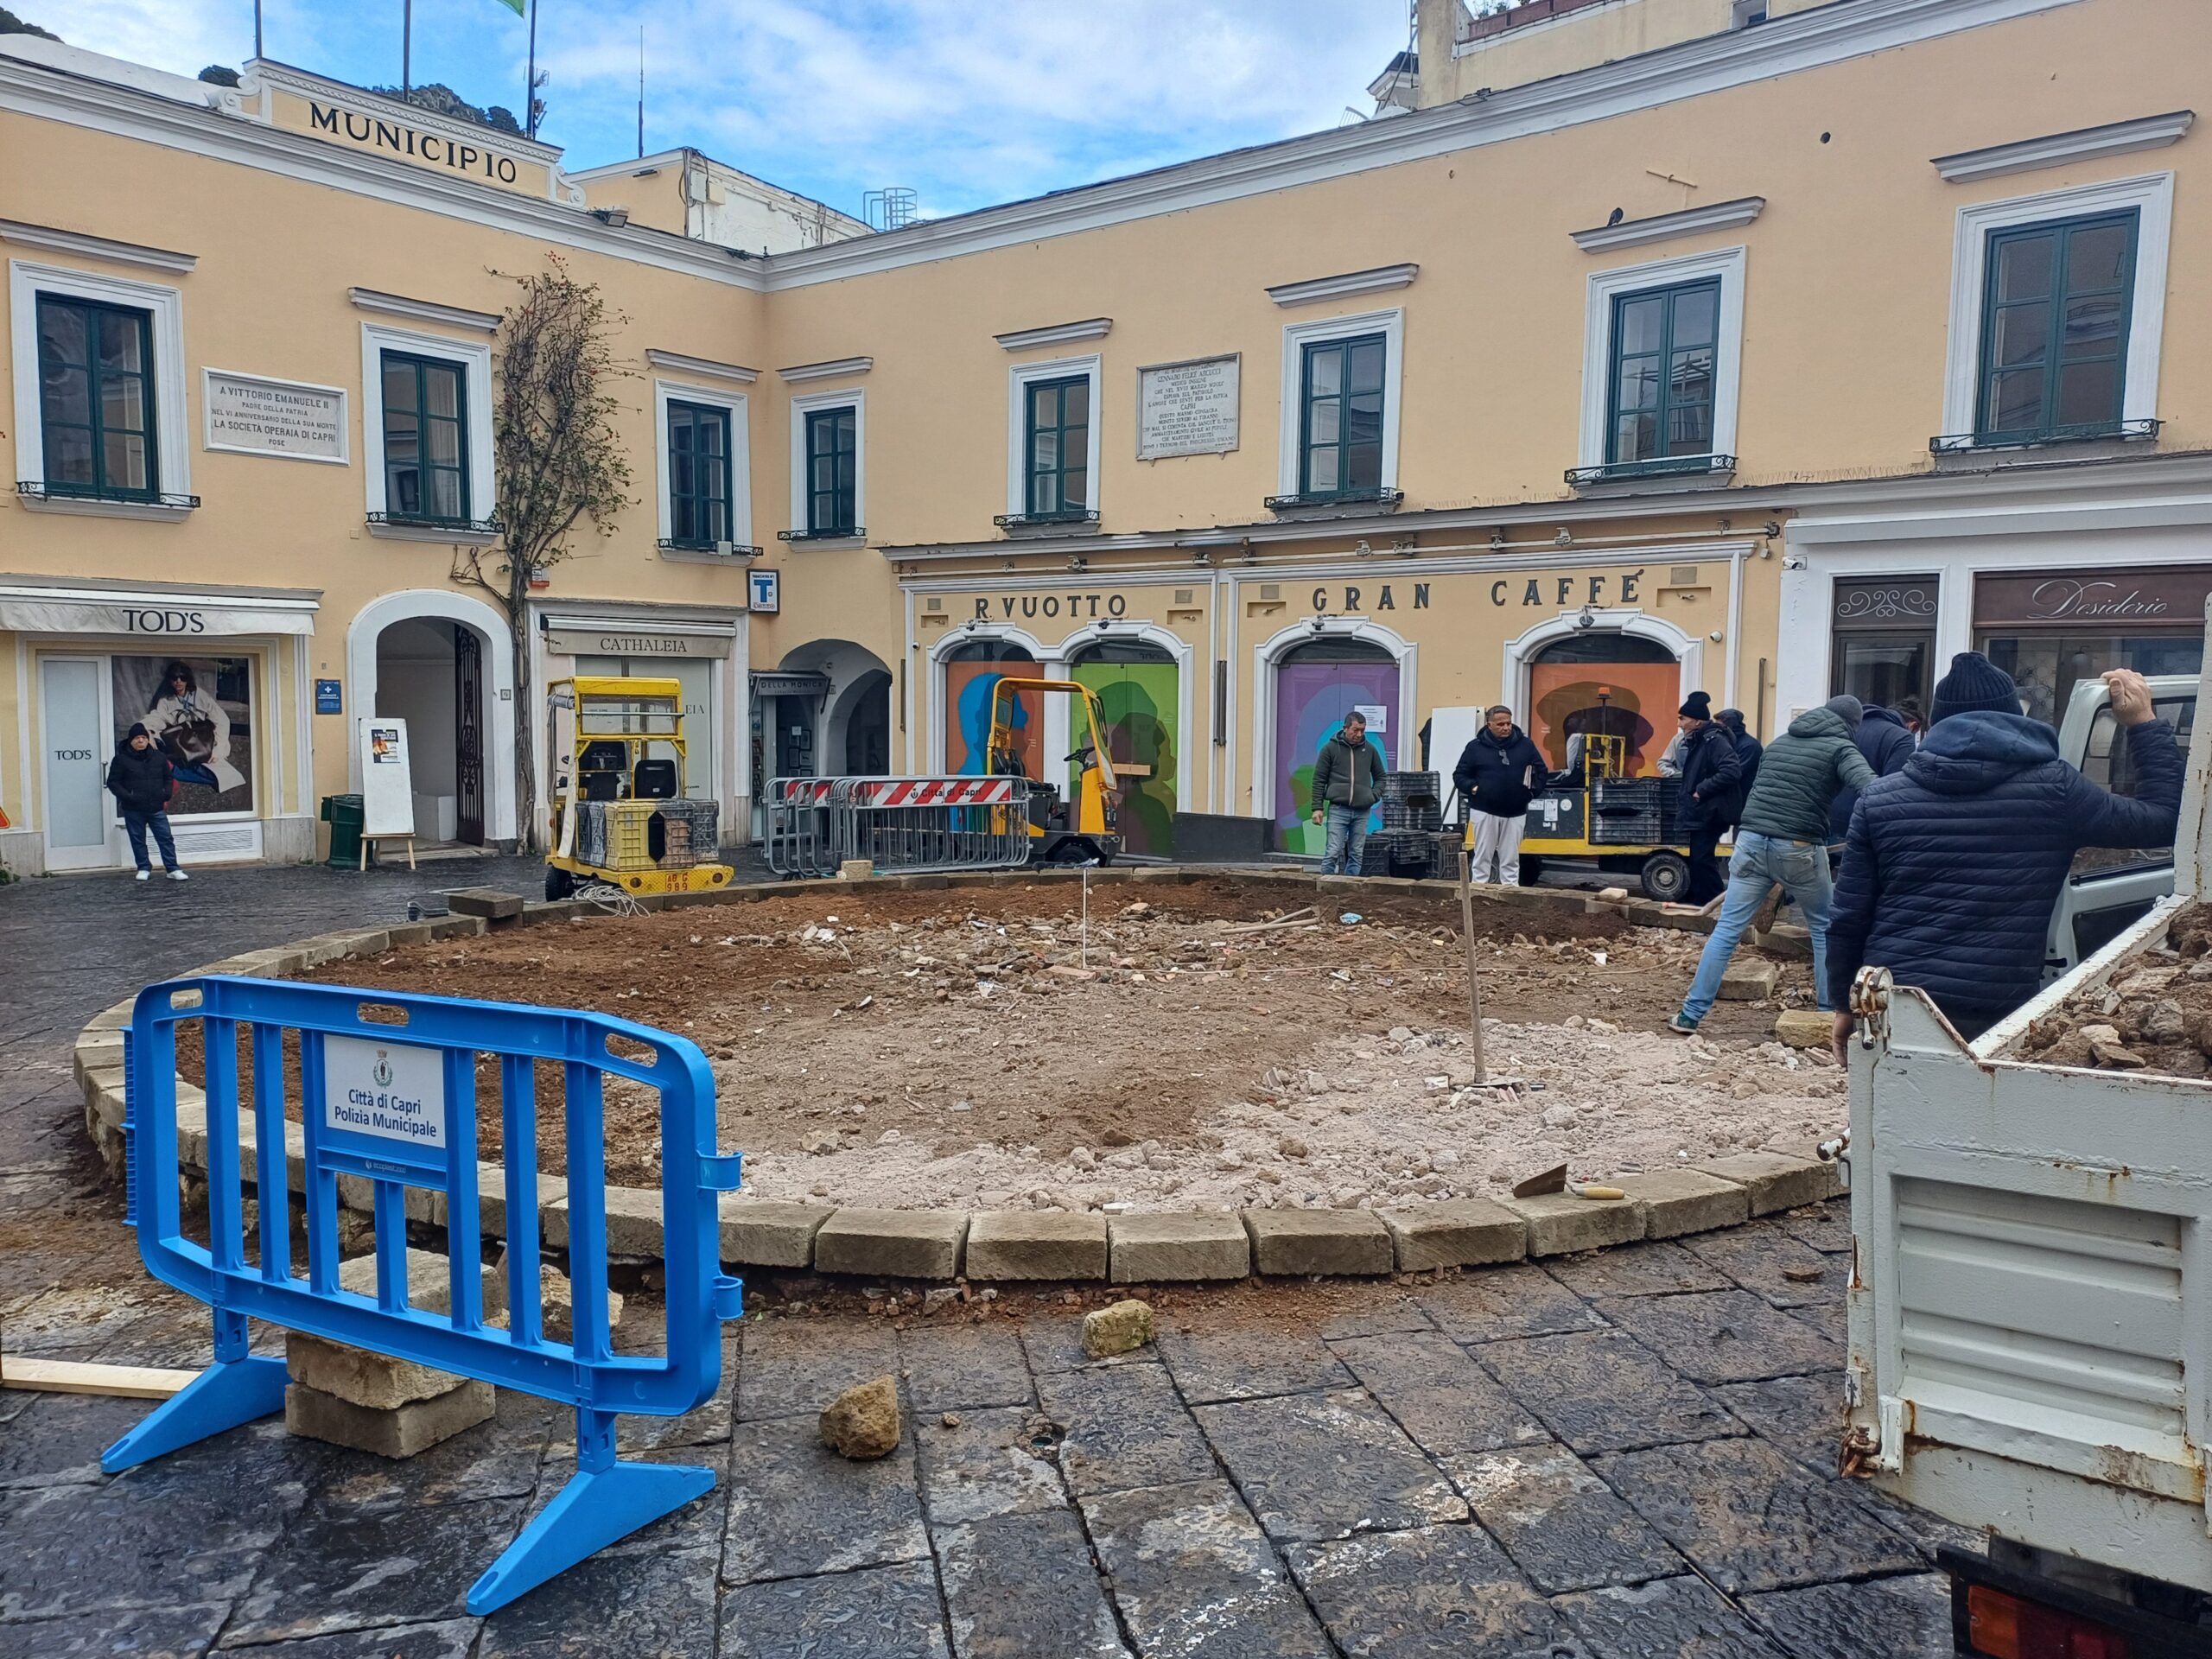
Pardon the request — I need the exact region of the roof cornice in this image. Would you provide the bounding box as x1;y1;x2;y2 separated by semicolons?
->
0;53;767;293
759;0;2085;290
0;219;197;272
1267;264;1418;308
1931;108;2194;182
1572;196;1764;252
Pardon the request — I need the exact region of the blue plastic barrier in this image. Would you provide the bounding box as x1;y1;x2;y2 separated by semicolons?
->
102;975;745;1614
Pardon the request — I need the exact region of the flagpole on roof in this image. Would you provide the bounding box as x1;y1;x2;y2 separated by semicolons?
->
524;0;537;137
253;0;263;60
402;0;412;95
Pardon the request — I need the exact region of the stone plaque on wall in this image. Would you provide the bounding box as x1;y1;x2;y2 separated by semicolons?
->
203;370;348;463
1137;354;1239;460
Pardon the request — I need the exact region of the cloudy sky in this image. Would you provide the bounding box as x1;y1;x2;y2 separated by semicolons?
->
38;1;1415;220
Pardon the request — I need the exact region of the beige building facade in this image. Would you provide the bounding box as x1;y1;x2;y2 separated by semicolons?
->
1;0;2206;874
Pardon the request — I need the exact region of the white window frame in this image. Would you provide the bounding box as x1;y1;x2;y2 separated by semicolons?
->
10;258;191;512
1276;308;1404;497
1940;171;2172;439
787;385;866;538
653;378;751;550
1006;353;1103;518
359;321;495;539
1579;245;1747;471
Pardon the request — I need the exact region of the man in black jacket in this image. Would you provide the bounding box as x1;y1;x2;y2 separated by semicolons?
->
1454;705;1544;885
1827;653;2178;1052
1715;709;1762;828
1675;691;1743;905
105;722;188;882
1827;703;1916;842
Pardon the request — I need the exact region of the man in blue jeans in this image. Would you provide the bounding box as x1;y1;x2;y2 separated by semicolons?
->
105;721;190;882
1670;696;1872;1033
1309;710;1386;875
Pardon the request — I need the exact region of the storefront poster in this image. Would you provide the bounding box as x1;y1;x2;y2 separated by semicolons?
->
1274;662;1399;853
112;655;252;815
1528;662;1674;776
1071;659;1178;856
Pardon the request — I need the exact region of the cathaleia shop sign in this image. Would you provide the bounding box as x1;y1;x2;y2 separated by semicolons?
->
322;1034;447;1150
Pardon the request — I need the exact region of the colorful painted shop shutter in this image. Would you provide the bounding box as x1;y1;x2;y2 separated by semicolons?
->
1273;638;1397;854
1069;641;1179;857
944;641;1042;778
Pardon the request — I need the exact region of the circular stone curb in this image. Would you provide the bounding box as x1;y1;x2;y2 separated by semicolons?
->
73;868;1844;1287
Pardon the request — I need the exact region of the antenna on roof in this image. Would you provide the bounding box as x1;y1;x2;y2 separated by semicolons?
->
636;25;645;158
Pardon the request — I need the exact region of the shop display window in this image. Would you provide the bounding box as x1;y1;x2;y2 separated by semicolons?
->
111;655;254;815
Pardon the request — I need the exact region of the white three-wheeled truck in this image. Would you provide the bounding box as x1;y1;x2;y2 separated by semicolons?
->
1842;620;2212;1655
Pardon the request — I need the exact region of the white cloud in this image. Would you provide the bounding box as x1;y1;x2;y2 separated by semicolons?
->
36;0;1412;217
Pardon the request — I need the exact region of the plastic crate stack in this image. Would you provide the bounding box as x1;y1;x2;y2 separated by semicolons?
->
573;799;721;870
1378;771;1444;878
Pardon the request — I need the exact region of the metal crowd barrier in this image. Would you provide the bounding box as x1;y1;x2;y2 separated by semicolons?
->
103;976;745;1615
765;774;1031;877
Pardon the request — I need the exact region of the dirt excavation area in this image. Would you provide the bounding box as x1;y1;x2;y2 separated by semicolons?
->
272;877;1844;1211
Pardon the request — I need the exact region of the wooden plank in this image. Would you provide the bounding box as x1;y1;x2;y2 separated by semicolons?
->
0;1354;196;1399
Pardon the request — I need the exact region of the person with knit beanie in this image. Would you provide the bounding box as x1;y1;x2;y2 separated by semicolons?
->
1827;658;2180;1050
1672;690;1740;903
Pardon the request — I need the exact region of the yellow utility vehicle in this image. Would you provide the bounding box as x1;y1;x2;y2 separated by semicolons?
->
986;677;1126;865
543;676;733;899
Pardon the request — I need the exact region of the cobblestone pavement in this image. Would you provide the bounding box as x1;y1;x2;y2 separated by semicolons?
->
0;862;1968;1657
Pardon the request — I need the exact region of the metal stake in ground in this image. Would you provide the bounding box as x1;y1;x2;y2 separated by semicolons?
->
1458;847;1521;1092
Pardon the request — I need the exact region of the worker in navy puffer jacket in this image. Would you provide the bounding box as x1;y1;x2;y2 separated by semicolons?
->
1826;653;2180;1052
1827;704;1916;842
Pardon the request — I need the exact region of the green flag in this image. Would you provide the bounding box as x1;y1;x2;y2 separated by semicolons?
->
490;0;524;14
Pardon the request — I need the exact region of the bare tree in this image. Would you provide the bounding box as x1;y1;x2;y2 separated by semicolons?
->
454;256;632;851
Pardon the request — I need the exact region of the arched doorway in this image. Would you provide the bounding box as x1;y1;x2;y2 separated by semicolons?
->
1527;632;1680;778
1273;634;1398;855
372;615;486;844
943;638;1041;776
833;669;892;774
1066;636;1178;856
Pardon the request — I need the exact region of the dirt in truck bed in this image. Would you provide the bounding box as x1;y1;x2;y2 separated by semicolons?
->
2021;900;2212;1076
176;877;1846;1210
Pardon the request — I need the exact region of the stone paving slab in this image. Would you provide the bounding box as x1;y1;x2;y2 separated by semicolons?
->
1542;1238;1735;1300
1681;1221;1839;1308
224;1494;530;1646
1595;1437;1924;1594
318;1389;553;1512
722;1414;931;1586
1742;1572;1955;1659
1778;1203;1854;1255
477;1546;721;1658
736;1314;900;1421
1315;1296;1435;1340
898;1319;1035;1414
915;1407;1067;1525
1443;1443;1683;1593
1597;1288;1846;1385
1474;1329;1742;1455
1192;1389;1469;1543
0;1601;233;1659
1418;1265;1607;1344
212;1619;483;1656
1079;1479;1335;1659
1156;1322;1352;1403
720;1560;950;1659
1034;1362;1218;1497
0;1390;156;1488
1285;1523;1581;1659
937;1508;1130;1659
1327;1328;1550;1456
1709;1374;1843;1478
1553;1575;1786;1658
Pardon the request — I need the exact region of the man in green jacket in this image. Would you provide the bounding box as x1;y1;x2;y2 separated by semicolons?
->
1669;696;1876;1033
1310;711;1387;875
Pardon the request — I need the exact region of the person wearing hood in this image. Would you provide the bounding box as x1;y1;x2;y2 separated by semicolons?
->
1309;709;1387;876
1826;703;1917;842
1674;691;1743;905
1715;709;1763;827
1669;694;1874;1033
105;722;188;882
1454;705;1545;886
1826;653;2178;1050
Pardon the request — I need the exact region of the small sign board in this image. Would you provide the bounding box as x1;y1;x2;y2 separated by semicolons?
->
322;1033;448;1151
202;369;347;463
315;679;343;715
748;568;781;613
1137;354;1240;460
359;717;416;839
1354;702;1389;734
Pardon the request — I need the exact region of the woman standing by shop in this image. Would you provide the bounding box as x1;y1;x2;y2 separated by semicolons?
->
105;723;188;881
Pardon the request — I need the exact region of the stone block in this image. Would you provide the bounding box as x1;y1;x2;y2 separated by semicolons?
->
1242;1208;1393;1277
414;1167;567;1237
1497;1192;1644;1256
964;1211;1107;1281
1131;866;1195;884
1690;1150;1840;1215
1109;1212;1250;1282
1718;959;1780;1001
1612;1170;1750;1239
1081;1300;1155;1358
814;1208;968;1279
496;1252;624;1344
838;858;874;880
1774;1008;1834;1049
719;1196;833;1268
296;931;361;969
444;887;526;920
1756;922;1815;960
338;1246;508;1319
287;1332;464;1411
383;921;439;946
283;1378;495;1459
542;1184;664;1257
1379;1198;1528;1271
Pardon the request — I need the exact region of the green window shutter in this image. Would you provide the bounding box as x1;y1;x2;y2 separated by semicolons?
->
1023;374;1090;518
1976;210;2137;442
667;400;731;547
804;406;857;533
1298;333;1386;499
35;294;157;500
1605;278;1719;467
381;351;471;524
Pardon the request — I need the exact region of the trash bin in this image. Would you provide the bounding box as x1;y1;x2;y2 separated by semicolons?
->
321;793;365;869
